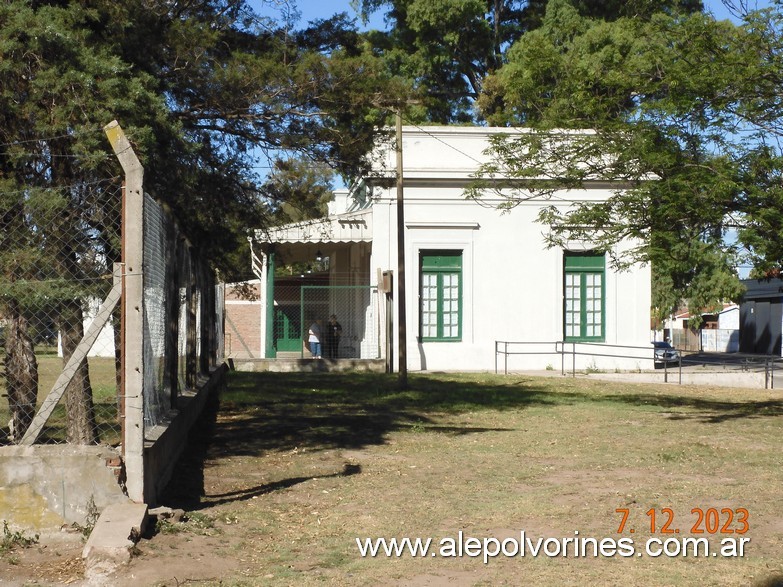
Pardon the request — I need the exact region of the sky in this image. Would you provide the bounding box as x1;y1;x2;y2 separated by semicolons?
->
250;0;774;276
253;0;777;29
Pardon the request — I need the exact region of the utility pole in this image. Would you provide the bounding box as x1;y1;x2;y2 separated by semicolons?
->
395;107;408;390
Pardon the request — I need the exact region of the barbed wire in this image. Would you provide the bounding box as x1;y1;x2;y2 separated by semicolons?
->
0;175;122;198
0;125;106;148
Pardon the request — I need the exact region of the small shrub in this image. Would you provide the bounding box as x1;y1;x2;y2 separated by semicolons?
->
0;521;38;555
83;496;99;537
156;518;182;535
584;361;603;374
409;420;425;434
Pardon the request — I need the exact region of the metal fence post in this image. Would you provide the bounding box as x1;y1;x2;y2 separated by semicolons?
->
772;358;775;389
559;342;564;376
300;286;306;359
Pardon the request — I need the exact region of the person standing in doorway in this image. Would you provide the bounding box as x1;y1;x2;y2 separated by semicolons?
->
308;319;322;359
325;314;342;359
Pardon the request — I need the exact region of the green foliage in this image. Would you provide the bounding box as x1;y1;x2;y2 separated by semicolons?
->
357;0;702;123
0;0;407;283
359;0;531;122
472;1;783;316
262;158;334;225
155;517;183;535
82;496;100;538
0;521;38;555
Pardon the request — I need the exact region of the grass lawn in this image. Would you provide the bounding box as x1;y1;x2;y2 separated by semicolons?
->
119;370;783;587
0;354;119;445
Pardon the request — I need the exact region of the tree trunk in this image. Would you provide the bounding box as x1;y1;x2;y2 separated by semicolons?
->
4;302;39;442
59;301;97;444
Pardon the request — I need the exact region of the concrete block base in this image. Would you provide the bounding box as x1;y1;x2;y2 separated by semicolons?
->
82;502;148;570
230;357;386;373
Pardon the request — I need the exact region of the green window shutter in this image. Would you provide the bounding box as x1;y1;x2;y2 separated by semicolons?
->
420;251;462;341
564;252;605;342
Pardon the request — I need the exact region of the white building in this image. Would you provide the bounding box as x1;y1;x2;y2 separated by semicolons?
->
57;297;116;359
248;126;652;371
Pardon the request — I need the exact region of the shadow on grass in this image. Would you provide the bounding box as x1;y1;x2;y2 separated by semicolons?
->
159;371;551;509
209;371;556;457
202;463;363;508
600;392;783;424
152;370;783;509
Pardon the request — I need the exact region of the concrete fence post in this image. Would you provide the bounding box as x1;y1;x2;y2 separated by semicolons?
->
104;121;146;503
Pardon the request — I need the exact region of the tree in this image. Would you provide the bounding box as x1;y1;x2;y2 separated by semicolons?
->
470;0;783;320
0;1;143;442
355;0;703;122
0;0;406;443
261;158;335;225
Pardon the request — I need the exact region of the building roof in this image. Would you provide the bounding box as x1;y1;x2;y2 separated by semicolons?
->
252;208;372;245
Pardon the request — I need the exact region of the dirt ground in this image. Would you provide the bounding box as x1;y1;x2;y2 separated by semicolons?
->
2;371;783;586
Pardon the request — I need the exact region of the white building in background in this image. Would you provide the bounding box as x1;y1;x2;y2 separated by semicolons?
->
57;297;116;358
246;126;652;371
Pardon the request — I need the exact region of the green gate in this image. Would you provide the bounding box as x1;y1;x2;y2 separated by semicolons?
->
273;306;301;353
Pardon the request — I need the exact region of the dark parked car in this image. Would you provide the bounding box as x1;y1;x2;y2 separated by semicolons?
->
652;341;680;366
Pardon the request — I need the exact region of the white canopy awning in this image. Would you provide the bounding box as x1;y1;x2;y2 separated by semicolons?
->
253;209;373;245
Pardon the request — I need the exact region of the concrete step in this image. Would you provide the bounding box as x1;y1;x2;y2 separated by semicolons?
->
83;502;148;571
231;357;386;373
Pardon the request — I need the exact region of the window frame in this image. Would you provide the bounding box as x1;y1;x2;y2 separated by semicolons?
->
419;250;463;342
563;252;606;343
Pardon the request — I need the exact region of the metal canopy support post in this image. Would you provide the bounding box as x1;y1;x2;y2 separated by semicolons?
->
395;108;408;389
265;253;275;358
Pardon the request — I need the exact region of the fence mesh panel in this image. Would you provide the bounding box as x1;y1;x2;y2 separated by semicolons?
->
300;285;380;360
142;193;169;428
0;180;224;446
0;178;123;445
141;195;221;430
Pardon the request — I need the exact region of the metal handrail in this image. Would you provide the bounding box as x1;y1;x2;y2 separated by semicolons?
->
493;340;780;388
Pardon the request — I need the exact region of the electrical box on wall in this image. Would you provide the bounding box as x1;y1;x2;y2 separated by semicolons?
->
377;268;393;293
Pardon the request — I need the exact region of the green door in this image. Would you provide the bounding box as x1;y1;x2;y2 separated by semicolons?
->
274;306;302;353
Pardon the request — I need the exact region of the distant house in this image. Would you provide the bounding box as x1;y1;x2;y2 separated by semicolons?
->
56;297;116;358
663;304;740;353
664;304;739;331
240;126;652;371
740;278;783;356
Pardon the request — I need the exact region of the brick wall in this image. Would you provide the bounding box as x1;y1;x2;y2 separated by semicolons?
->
224;282;262;358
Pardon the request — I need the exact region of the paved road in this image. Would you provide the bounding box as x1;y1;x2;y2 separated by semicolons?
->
678;351;783;373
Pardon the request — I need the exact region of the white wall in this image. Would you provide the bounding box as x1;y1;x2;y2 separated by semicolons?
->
368;127;652;372
57;297;116;359
719;306;739;330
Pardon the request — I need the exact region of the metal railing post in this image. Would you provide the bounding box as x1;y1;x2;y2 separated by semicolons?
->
559;342;564;376
572;342;576;377
765;358;769;389
678;351;682;385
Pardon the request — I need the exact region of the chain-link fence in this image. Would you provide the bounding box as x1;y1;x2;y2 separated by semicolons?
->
297;285;381;359
0;183;223;447
141;194;223;429
0;177;124;445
